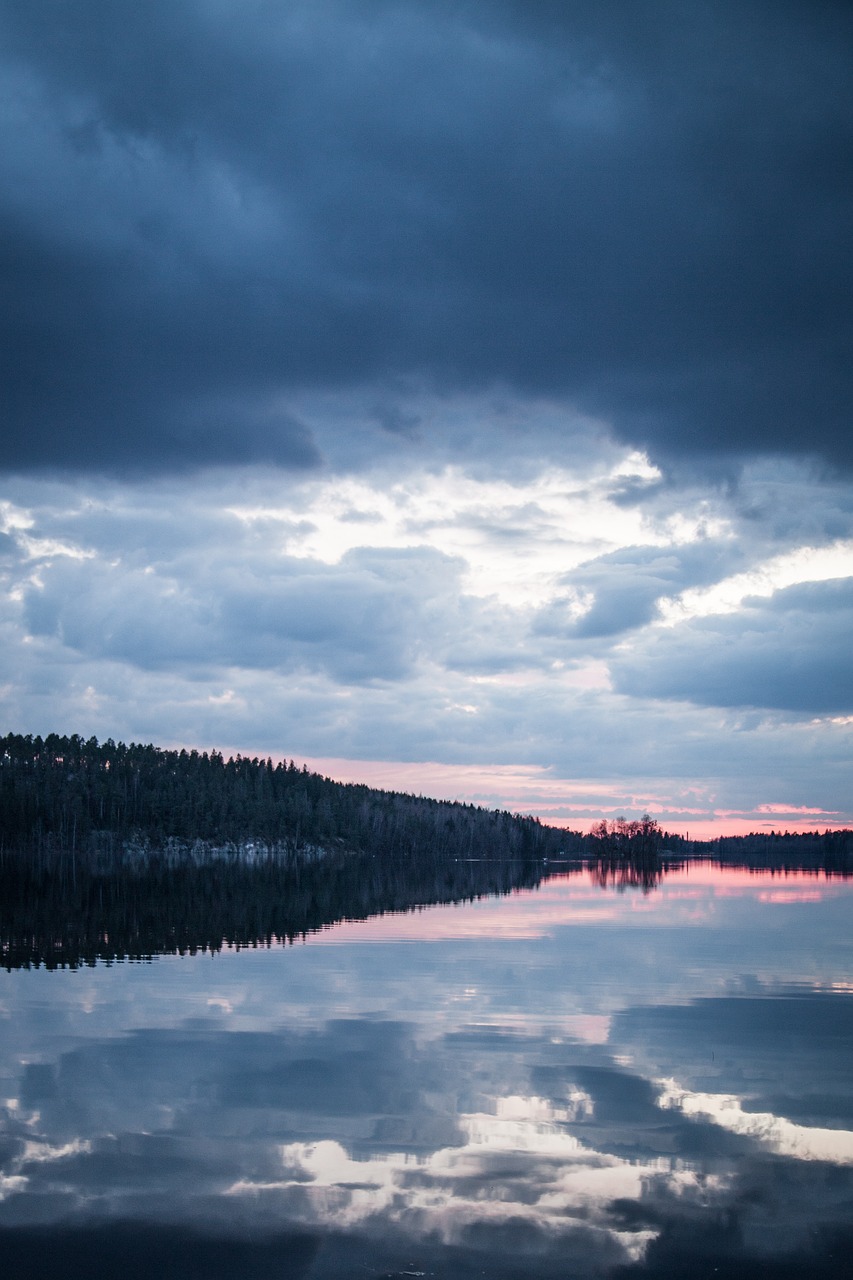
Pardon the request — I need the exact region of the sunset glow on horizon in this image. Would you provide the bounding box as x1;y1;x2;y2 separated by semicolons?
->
284;756;850;841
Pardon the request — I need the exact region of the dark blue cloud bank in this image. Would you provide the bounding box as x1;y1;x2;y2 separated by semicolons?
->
1;0;851;473
0;2;852;828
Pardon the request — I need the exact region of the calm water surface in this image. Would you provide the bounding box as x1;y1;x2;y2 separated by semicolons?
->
2;862;852;1278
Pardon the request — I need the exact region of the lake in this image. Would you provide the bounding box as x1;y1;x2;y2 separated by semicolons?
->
2;858;852;1278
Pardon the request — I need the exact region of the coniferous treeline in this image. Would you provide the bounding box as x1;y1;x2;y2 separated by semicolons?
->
692;828;853;869
0;842;554;971
0;732;575;863
0;731;579;969
2;731;850;878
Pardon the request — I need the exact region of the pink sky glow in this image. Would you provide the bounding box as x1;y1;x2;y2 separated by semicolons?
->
292;756;848;841
164;743;849;841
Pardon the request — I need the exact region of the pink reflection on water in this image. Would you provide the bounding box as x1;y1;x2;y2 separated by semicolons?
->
307;863;849;946
758;889;825;903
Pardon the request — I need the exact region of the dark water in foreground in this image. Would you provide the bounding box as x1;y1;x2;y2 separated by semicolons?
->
1;861;852;1278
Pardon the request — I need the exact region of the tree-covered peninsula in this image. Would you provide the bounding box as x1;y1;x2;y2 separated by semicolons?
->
0;731;574;969
0;731;572;863
1;733;850;969
2;732;850;870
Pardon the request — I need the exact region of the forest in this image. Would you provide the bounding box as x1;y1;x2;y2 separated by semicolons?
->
0;731;572;863
3;737;845;865
1;732;850;969
2;732;851;869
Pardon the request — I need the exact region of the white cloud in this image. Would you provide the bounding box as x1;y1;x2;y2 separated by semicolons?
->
658;1079;853;1165
658;539;853;625
226;1093;661;1261
227;455;673;610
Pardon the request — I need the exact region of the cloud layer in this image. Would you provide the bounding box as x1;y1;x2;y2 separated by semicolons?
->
1;0;852;473
2;452;852;829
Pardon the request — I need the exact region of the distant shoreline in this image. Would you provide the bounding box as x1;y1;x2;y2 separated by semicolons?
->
3;732;851;864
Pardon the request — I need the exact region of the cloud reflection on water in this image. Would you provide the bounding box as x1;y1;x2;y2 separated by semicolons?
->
658;1081;853;1165
227;1093;662;1266
0;865;851;1276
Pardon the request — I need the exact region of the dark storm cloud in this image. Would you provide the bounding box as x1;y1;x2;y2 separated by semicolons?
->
1;1;851;474
612;576;853;713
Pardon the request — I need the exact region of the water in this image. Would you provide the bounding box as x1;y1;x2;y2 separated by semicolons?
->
2;860;852;1277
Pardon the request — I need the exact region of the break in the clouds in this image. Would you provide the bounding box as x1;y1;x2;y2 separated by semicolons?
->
1;2;852;832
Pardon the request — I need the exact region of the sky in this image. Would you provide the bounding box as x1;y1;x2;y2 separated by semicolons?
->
1;0;852;836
